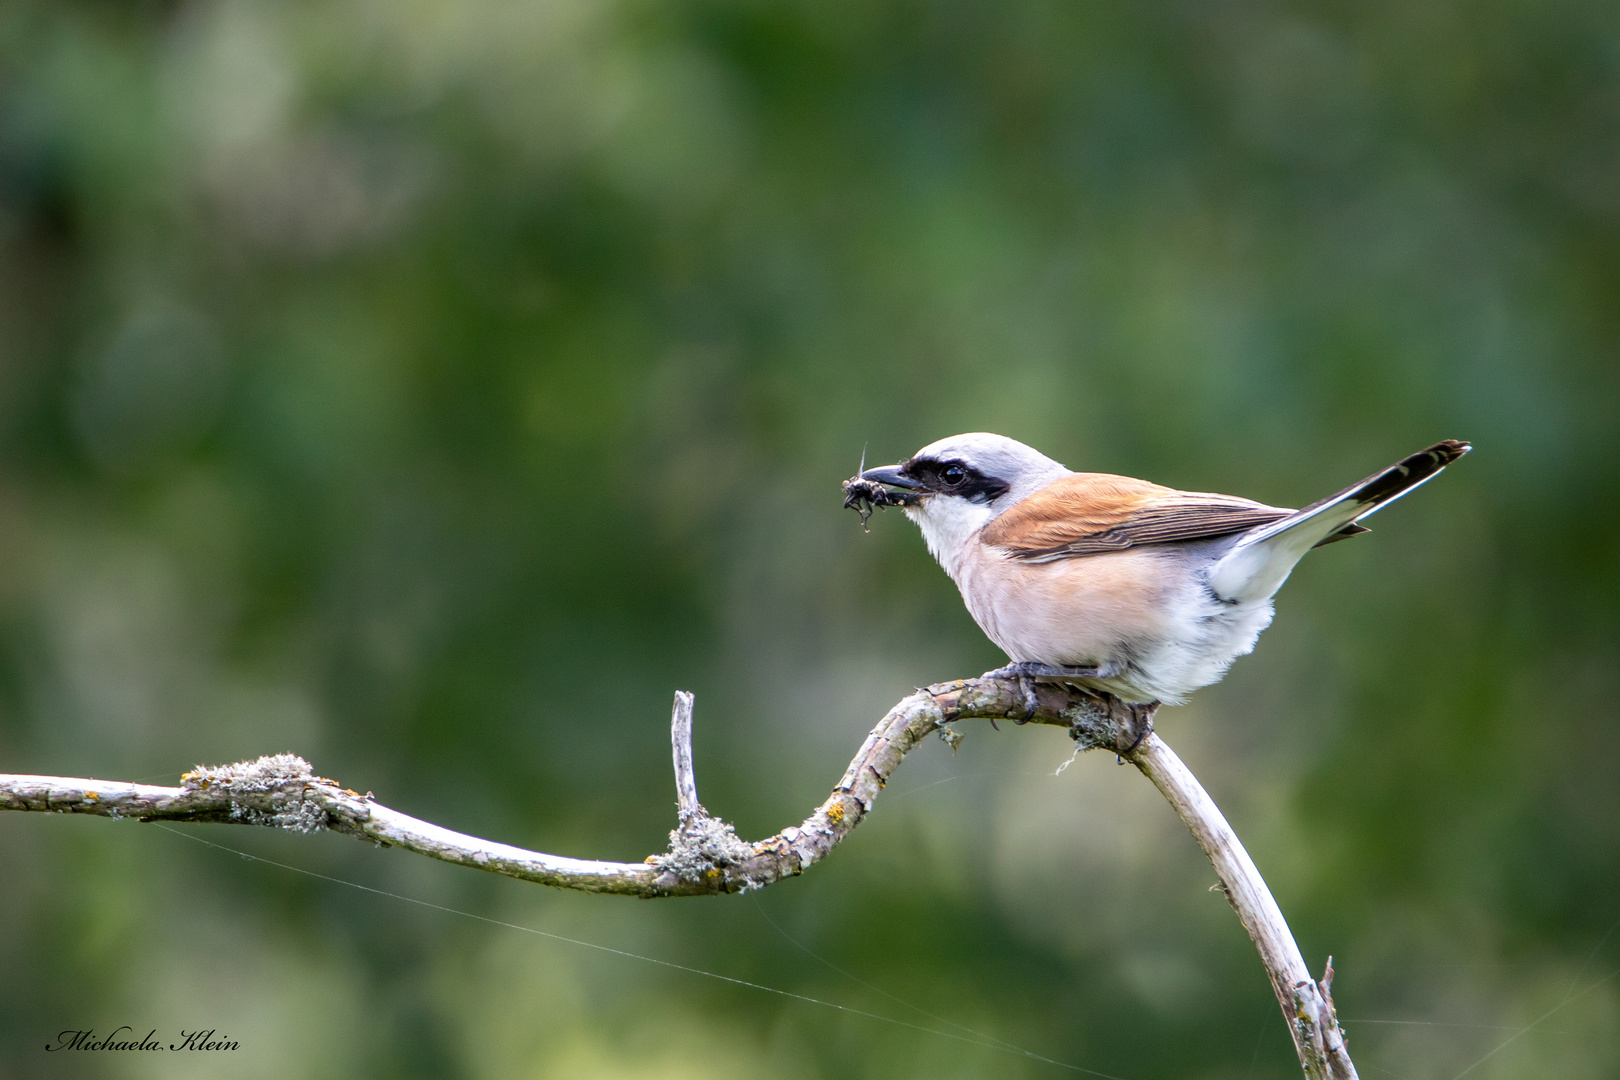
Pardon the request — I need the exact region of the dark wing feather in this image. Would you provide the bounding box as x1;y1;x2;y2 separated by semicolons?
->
1037;503;1293;558
981;472;1335;562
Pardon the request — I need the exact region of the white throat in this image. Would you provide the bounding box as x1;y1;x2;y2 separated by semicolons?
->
905;497;995;581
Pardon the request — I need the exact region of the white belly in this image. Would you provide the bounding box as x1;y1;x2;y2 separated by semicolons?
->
948;541;1275;704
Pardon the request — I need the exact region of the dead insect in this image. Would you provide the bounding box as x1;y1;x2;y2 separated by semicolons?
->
842;445;920;531
842;476;881;529
842;475;917;530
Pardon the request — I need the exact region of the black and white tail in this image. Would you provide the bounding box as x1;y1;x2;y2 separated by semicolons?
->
1208;440;1471;603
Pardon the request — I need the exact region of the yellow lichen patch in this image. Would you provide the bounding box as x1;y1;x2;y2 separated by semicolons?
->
84;791;98;801
825;801;845;824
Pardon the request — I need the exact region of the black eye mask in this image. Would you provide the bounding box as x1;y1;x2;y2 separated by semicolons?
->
904;459;1011;503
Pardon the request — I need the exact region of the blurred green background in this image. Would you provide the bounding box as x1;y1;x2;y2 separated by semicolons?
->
1;0;1617;1077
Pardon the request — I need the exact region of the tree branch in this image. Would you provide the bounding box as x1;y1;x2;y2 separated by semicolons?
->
0;677;1356;1078
1130;733;1356;1079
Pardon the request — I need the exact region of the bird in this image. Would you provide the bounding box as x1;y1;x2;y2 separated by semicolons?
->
847;433;1470;706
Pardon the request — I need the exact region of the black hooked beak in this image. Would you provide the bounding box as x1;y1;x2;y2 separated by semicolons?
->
858;463;923;491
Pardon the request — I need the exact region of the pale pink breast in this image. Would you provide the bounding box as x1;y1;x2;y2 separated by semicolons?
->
953;545;1182;667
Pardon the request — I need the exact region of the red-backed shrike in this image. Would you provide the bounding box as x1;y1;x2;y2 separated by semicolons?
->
849;434;1469;705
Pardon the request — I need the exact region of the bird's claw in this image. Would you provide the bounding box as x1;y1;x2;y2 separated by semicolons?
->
983;660;1111;682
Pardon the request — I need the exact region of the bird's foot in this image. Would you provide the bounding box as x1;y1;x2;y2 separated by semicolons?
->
1109;699;1158;758
982;660;1115;682
1015;674;1037;722
981;661;1121;723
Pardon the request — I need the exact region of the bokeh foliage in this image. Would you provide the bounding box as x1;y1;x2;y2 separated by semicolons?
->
1;0;1618;1077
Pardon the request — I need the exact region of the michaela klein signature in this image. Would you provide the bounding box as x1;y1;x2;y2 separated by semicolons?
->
45;1028;238;1052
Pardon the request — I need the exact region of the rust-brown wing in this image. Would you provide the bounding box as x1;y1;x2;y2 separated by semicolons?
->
980;473;1296;562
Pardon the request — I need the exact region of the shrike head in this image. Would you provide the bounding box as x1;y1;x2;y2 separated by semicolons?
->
856;433;1070;573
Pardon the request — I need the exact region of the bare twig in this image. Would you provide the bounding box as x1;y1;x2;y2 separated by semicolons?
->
670;690;700;822
0;677;1357;1078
